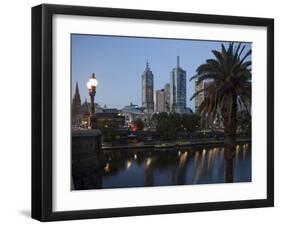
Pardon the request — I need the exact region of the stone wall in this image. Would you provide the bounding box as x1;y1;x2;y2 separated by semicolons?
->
72;129;104;190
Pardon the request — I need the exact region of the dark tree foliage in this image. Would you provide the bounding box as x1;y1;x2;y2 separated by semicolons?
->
190;42;252;182
152;113;201;140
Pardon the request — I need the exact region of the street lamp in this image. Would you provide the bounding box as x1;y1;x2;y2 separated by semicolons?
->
87;73;98;129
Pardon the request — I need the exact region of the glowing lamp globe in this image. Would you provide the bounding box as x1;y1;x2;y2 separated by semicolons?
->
87;74;98;90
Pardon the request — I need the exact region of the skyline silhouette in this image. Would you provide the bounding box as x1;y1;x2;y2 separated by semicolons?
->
71;34;251;111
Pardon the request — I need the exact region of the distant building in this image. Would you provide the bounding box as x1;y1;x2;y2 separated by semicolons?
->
194;80;226;129
72;81;106;128
141;61;154;114
120;103;144;126
164;83;170;112
77;99;90;128
80;98;89;115
72;82;82;126
182;107;193;114
170;56;187;113
155;89;166;113
80;99;103;115
95;103;104;113
103;108;119;114
194;80;212;114
195;81;204;114
123;103;139;110
95;112;125;129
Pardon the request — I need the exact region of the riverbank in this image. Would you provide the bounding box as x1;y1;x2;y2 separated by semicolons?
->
102;137;251;151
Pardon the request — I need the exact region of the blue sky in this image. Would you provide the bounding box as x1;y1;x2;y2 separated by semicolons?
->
71;34;251;111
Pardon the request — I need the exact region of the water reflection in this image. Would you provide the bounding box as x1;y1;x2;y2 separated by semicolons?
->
72;143;251;190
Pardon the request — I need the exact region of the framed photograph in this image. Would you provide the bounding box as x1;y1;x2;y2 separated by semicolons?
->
32;4;274;221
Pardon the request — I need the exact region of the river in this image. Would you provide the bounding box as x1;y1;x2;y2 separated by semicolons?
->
72;143;251;190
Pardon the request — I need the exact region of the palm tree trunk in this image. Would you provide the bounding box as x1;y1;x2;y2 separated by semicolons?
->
222;100;237;183
225;158;233;183
223;124;236;183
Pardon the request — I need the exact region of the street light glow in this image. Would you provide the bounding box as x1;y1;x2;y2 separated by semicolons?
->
87;73;98;129
87;75;98;90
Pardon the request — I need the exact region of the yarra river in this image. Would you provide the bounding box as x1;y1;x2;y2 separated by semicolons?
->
73;143;251;190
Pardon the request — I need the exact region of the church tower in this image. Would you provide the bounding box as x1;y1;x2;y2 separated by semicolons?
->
72;81;82;126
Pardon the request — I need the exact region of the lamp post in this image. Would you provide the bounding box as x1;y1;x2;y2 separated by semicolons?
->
87;73;98;129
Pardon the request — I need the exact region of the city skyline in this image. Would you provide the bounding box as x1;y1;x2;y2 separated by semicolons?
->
141;61;154;113
71;34;251;111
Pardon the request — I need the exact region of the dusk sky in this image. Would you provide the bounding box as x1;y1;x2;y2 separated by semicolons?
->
71;34;251;111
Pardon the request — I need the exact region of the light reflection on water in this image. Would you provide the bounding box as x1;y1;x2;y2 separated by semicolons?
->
73;143;251;190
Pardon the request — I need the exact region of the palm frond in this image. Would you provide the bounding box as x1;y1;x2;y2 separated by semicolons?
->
240;49;252;65
191;42;252;127
190;87;207;101
196;73;221;84
212;50;224;64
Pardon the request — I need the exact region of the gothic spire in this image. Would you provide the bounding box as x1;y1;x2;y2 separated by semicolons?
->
75;81;80;95
72;81;82;122
73;81;81;104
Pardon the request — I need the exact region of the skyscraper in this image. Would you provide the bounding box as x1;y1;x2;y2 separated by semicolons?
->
170;56;187;113
195;80;204;114
164;83;170;112
195;80;211;114
155;89;166;113
141;61;154;113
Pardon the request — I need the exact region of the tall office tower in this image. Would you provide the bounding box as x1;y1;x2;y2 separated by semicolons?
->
195;80;204;114
141;61;154;113
164;83;170;112
155;89;166;113
194;80;212;114
170;56;187;113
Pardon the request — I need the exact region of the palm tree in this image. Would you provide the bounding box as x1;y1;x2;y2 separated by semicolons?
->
190;42;251;182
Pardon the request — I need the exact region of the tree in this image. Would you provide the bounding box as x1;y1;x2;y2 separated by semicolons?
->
190;42;251;182
237;110;251;137
181;114;201;132
152;112;177;140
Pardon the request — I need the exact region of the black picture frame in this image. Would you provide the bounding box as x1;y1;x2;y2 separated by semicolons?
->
32;4;274;222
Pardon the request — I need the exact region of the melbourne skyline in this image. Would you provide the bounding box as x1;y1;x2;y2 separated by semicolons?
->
71;34;251;111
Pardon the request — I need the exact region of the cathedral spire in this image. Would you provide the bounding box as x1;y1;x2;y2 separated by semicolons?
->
75;81;80;96
72;81;82;126
73;81;81;104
